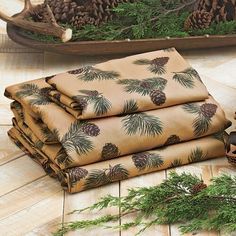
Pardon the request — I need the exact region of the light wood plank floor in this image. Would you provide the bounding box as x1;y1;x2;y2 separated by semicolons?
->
0;2;236;235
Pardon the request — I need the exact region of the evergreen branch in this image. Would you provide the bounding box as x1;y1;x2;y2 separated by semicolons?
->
122;100;139;114
122;113;163;136
54;173;236;236
78;66;120;81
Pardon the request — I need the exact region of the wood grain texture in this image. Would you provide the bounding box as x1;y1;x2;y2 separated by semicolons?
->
7;24;236;55
63;183;120;236
0;126;24;165
0;155;46;196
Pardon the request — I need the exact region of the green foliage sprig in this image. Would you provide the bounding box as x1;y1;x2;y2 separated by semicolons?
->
22;0;236;42
54;172;236;236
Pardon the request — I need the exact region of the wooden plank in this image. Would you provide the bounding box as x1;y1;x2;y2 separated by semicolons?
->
0;175;61;220
0;155;46;196
167;160;220;236
43;52;113;76
0;52;44;105
0;126;24;165
0;34;41;53
120;171;170;236
63;183;120;236
0;104;12;125
0;190;63;236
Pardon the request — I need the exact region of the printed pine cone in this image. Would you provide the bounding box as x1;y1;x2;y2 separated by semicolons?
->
200;103;217;118
151;57;169;67
69;167;88;183
184;10;213;31
226;132;236;166
101;143;119;159
107;164;128;181
81;123;100;136
132;153;148;170
164;135;181;146
149;90;166;106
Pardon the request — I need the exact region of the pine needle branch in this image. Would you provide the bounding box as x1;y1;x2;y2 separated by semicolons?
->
54;172;236;235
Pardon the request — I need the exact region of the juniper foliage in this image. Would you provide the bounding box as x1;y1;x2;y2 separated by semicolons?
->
54;172;236;236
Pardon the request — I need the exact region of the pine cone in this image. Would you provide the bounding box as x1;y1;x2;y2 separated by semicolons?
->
140;81;152;89
184;10;213;31
101;143;119;159
191;182;207;194
77;97;88;109
68;67;84;74
53;92;61;101
69;167;88;183
149;90;166;106
200;103;217;118
81;123;100;136
164;135;181;146
132;153;148;170
151;57;169;67
197;0;236;23
107;164;128;181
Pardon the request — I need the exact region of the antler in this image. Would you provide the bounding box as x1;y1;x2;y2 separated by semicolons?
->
0;0;72;42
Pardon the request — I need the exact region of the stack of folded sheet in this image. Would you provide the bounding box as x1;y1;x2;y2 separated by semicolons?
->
4;48;231;193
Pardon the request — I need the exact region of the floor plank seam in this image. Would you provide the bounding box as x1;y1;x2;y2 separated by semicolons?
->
0;188;63;222
0;174;47;198
0;153;25;166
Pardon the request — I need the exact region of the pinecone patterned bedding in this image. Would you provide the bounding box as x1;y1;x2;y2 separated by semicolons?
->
4;49;231;193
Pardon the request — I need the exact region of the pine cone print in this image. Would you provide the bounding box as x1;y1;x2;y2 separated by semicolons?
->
77;97;88;109
53;93;61;102
68;68;84;75
164;135;181;146
101;143;119;160
149;90;166;106
69;167;88;184
184;10;213;30
191;182;207;194
151;57;169;67
140;81;152;89
200;103;217;118
40;87;55;97
107;164;129;181
132;153;148;170
81;123;100;136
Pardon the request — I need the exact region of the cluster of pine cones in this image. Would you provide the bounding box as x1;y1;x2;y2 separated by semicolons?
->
33;0;134;29
184;0;236;31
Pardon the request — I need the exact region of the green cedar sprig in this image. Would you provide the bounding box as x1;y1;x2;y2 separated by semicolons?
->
53;172;236;236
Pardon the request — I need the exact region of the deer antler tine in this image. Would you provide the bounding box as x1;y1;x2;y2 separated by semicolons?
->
0;2;72;42
45;4;57;25
24;0;33;10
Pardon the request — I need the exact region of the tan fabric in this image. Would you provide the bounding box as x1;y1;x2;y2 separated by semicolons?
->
8;125;227;193
5;80;230;169
4;49;231;193
45;48;209;119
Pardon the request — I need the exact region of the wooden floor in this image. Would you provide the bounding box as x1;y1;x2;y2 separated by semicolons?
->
0;1;236;236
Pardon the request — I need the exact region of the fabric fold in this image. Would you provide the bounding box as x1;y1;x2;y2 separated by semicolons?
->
44;48;209;119
8;125;227;193
4;48;231;193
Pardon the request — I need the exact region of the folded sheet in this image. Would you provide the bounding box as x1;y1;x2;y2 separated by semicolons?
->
6;81;230;169
43;48;209;119
8;124;227;193
4;49;231;193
